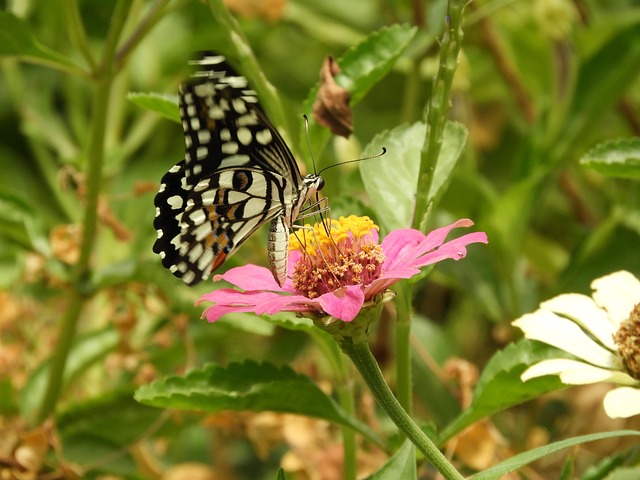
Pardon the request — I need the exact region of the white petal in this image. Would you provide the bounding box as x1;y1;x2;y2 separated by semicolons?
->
521;359;615;384
603;387;640;418
591;271;640;326
513;310;618;368
540;293;616;350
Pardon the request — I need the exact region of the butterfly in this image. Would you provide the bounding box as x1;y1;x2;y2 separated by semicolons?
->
153;53;325;286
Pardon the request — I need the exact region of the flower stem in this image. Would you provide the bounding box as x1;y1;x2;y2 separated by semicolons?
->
412;0;467;232
394;283;414;413
342;339;464;480
36;0;133;424
310;330;357;480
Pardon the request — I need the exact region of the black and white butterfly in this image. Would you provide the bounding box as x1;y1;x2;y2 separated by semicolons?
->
153;53;325;286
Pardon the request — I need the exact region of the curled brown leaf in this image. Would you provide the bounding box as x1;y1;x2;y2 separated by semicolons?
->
312;56;353;138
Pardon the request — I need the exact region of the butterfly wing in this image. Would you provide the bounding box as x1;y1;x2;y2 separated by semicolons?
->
153;53;303;285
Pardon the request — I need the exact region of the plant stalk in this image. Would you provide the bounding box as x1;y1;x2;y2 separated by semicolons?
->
342;339;464;480
36;0;133;423
412;0;467;232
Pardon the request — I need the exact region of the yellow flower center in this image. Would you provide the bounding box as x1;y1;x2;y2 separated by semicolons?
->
614;303;640;380
289;215;385;298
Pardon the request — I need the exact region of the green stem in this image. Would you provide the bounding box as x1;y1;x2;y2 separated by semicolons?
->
394;283;414;413
412;0;467;232
36;293;83;423
343;340;464;480
36;0;133;424
64;0;97;70
206;0;292;144
310;330;357;480
114;0;172;68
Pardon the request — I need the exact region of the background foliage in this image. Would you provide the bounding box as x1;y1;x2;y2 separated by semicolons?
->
1;0;639;478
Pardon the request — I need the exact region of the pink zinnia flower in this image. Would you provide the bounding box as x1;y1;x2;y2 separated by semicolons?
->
197;216;488;323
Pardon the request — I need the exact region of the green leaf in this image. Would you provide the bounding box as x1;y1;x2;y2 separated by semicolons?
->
267;312;315;332
607;467;640;480
58;390;162;448
0;12;81;71
556;24;640;161
481;171;546;268
127;92;180;123
20;328;119;420
275;468;287;480
0;378;18;415
439;339;565;442
583;450;637;480
360;122;424;231
302;24;417;158
469;431;640;480
135;361;383;446
580;138;640;179
428;121;468;206
365;441;416;479
61;435;137;475
0;190;49;255
331;23;418;105
360;121;467;232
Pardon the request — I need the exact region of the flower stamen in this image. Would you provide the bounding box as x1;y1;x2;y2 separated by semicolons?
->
290;216;385;298
614;303;640;380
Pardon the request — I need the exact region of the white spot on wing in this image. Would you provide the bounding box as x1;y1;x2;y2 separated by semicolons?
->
182;270;196;284
227;191;250;203
196;146;208;160
222;76;248;89
194;179;210;192
256;129;272;145
188;243;204;263
222;142;239;154
232;98;247;114
237;113;257;126
209;106;224;119
197;249;215;271
223;155;250;166
194;222;213;241
219;170;235;187
189;210;207;225
201;190;216;205
193;55;225;65
198;129;211;144
194;83;215;97
237;127;252;145
167;195;184;210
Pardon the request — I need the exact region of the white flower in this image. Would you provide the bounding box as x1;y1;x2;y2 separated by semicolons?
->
513;271;640;418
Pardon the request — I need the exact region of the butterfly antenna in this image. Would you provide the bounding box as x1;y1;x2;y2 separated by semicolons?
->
302;114;319;174
317;147;386;176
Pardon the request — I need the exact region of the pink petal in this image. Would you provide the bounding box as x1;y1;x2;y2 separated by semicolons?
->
382;223;487;277
316;285;365;322
380;228;426;269
198;288;317;322
422;218;474;248
213;264;281;291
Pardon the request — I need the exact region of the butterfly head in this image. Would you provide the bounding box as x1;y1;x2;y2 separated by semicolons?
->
302;174;325;195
